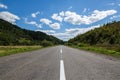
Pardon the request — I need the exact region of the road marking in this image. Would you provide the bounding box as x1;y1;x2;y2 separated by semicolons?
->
60;60;66;80
60;49;62;54
60;47;66;80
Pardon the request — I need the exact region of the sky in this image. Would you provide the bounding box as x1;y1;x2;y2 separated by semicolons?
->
0;0;120;41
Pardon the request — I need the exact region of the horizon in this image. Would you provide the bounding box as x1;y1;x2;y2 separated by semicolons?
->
0;0;120;41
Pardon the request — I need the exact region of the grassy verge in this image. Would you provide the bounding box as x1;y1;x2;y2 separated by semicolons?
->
0;46;42;57
70;45;120;58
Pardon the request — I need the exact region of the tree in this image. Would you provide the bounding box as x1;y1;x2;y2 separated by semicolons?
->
41;40;53;47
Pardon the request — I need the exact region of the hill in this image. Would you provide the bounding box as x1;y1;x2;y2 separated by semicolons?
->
0;19;63;46
67;21;120;57
68;21;120;46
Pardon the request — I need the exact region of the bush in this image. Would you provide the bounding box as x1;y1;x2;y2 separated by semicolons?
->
77;43;87;47
65;43;73;46
41;40;53;47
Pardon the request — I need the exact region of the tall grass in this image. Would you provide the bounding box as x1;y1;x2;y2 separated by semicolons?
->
0;46;42;57
70;44;120;58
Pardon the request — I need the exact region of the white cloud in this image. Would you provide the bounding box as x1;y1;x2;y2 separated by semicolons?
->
0;11;20;24
83;8;87;13
25;18;41;28
0;3;8;9
40;18;52;25
50;23;60;29
36;30;55;34
65;25;100;38
52;25;100;41
110;15;120;19
64;10;117;25
51;13;63;22
52;33;70;41
64;11;82;25
59;11;64;16
87;10;117;23
38;25;100;41
66;25;100;35
40;18;61;30
31;11;40;18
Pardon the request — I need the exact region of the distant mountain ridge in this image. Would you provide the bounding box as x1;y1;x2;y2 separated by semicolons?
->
0;19;63;45
68;21;120;46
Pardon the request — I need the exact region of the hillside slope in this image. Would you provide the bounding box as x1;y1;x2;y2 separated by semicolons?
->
0;19;63;45
68;21;120;46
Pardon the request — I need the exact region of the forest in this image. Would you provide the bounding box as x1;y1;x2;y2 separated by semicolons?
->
0;19;63;46
67;21;120;56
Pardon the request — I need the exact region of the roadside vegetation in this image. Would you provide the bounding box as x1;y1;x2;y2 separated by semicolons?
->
0;19;63;57
66;43;120;58
0;19;63;46
66;21;120;58
0;46;42;57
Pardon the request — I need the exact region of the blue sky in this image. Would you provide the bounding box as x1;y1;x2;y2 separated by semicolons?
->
0;0;120;41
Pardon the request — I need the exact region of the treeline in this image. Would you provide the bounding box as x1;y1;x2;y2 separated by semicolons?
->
0;19;63;46
68;21;120;47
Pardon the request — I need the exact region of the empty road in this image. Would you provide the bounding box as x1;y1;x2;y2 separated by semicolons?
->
0;46;120;80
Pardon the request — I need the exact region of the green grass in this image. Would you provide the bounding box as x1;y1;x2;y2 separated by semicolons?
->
0;46;42;57
70;45;120;58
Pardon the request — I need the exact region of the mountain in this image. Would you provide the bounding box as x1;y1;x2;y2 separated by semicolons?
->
0;19;63;46
68;21;120;46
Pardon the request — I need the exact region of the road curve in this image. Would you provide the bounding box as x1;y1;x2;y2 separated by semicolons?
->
0;46;120;80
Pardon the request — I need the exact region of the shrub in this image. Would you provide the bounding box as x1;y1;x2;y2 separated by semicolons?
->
41;40;53;47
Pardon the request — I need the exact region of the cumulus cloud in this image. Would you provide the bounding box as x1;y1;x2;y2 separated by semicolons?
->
51;13;63;22
0;3;8;9
25;18;41;28
59;11;64;16
89;10;117;21
0;11;20;24
40;18;52;25
52;25;100;41
50;23;60;29
66;25;100;35
64;10;117;25
64;11;87;25
40;9;115;31
31;11;40;18
50;9;116;26
40;18;60;29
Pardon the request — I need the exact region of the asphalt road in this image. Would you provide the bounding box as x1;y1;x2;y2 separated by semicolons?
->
0;46;120;80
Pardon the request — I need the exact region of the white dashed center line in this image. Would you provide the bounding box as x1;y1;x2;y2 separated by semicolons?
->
60;47;66;80
60;49;62;54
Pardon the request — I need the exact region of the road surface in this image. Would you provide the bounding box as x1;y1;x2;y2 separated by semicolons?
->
0;46;120;80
